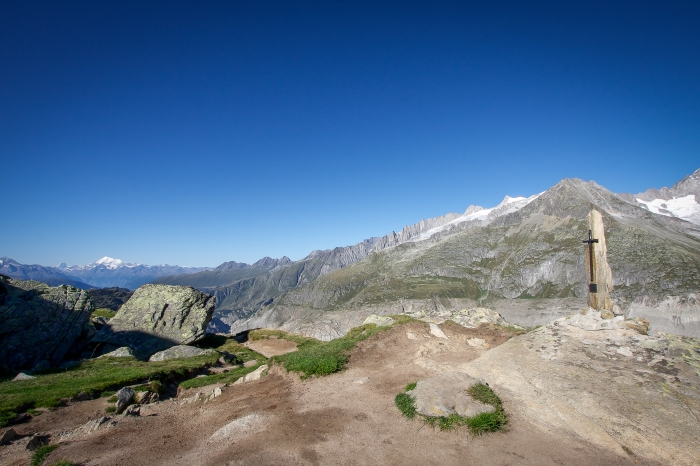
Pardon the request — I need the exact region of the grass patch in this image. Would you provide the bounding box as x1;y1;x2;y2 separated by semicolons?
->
196;335;265;364
273;323;390;379
178;363;263;390
394;392;416;419
104;406;116;413
91;308;117;319
27;408;42;416
30;444;58;466
0;353;219;427
395;381;507;435
49;461;75;466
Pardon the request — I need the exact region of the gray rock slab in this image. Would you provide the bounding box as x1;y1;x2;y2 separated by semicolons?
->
98;346;135;358
92;284;216;358
0;428;16;446
0;275;94;370
362;315;396;327
148;345;215;362
407;372;494;418
12;372;35;381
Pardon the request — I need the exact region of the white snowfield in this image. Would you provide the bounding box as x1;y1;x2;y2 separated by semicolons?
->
636;194;700;225
417;193;542;241
66;256;140;270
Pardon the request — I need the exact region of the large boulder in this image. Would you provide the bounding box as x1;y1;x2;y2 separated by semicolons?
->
148;345;215;362
92;284;215;358
0;275;94;370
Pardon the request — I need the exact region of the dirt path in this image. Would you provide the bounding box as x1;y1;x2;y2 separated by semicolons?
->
1;323;660;465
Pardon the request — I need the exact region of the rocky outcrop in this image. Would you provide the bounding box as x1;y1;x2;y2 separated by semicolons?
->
0;275;94;370
407;372;494;418
148;345;215;362
115;387;135;414
458;318;700;465
92;284;215;358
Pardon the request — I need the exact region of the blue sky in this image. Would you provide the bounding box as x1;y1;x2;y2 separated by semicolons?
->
1;1;698;267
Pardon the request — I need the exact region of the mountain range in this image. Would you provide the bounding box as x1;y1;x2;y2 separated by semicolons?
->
0;256;209;290
155;168;700;339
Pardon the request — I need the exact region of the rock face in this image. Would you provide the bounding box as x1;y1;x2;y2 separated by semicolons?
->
458;319;700;465
92;284;216;358
407;372;494;418
148;345;215;362
586;210;613;311
0;275;94;370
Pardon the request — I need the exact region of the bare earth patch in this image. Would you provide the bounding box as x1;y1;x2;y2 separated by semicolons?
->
245;338;298;358
1;322;681;465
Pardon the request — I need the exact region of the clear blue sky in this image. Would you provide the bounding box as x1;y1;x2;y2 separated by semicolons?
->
1;1;698;267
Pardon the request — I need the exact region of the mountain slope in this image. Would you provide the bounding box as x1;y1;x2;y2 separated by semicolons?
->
208;174;700;338
0;257;94;289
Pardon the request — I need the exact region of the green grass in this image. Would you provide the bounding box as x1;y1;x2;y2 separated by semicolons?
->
394;392;416;419
0;353;219;427
178;363;264;389
196;335;266;364
104;406;116;413
272;323;391;379
30;445;58;466
91;308;117;319
395;381;507;435
48;461;75;466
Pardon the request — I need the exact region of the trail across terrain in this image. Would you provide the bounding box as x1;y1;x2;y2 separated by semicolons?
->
1;323;665;465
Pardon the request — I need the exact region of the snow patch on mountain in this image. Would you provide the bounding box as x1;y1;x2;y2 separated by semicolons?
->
416;193;542;241
636;194;700;225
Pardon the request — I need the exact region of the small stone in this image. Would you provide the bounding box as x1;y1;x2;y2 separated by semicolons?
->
601;309;614;320
115;387;135;414
12;372;35;381
148;345;215;362
213;387;222;398
623;317;650;335
429;323;448;339
25;434;47;450
0;428;16;446
362;315;396;327
243;360;258;368
98;347;135;358
353;377;370;385
406;332;418;340
233;365;268;385
74;392;92;401
123;405;140;416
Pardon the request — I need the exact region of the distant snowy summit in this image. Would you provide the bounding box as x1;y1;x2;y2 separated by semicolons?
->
1;256;210;290
633;168;700;225
61;256;137;271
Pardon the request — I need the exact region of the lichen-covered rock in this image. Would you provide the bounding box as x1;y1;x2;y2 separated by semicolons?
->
92;284;216;358
0;275;94;370
407;372;495;418
449;307;507;328
148;345;215;362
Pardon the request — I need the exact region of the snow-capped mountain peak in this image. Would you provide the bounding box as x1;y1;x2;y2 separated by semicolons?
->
94;256;125;269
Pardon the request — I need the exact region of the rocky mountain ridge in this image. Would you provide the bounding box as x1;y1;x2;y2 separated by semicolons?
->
203;171;700;339
0;256;210;290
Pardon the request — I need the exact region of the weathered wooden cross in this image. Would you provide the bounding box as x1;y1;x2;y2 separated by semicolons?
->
582;229;599;293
